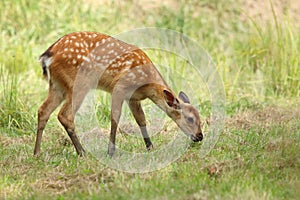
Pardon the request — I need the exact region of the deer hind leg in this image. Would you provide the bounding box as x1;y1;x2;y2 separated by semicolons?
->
34;83;64;156
128;100;153;150
57;87;89;156
108;93;125;157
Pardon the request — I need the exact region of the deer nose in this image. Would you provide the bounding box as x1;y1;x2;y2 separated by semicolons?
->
191;132;203;142
198;132;203;141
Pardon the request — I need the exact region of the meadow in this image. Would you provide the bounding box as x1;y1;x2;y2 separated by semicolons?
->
0;0;299;199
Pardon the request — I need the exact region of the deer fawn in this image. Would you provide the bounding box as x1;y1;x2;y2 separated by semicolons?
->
34;32;203;157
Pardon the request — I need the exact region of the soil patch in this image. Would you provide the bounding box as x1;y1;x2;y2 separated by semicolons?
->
226;104;300;130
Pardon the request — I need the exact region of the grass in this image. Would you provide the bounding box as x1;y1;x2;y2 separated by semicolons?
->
0;106;299;199
0;0;300;199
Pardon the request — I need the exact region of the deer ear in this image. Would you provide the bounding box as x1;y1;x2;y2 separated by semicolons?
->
163;90;181;109
178;91;190;104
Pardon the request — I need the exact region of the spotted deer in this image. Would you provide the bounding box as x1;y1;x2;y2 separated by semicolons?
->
34;32;203;157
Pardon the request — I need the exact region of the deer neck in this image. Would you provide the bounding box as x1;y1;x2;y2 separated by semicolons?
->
148;85;181;121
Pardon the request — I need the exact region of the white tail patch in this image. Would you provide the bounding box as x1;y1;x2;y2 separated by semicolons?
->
44;56;53;68
40;55;53;81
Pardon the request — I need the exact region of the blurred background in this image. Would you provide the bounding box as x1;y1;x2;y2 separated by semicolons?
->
1;0;299;132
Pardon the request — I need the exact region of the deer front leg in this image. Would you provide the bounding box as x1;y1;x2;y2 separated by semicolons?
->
128;100;153;150
108;95;124;157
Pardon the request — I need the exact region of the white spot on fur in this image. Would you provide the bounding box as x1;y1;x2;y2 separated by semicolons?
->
128;72;136;79
124;60;133;66
83;56;91;63
90;53;96;59
108;50;115;54
137;69;147;77
111;63;118;68
83;41;88;47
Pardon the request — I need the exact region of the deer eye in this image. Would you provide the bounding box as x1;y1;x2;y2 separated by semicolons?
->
187;117;194;124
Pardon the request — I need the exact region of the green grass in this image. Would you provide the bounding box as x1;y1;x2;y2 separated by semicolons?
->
0;109;299;199
1;0;300;199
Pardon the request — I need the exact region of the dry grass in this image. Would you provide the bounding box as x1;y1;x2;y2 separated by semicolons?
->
0;135;32;147
226;103;300;130
32;171;104;195
240;0;300;26
86;0;300;26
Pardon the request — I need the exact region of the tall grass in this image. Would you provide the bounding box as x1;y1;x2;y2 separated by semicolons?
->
1;0;299;100
0;0;298;136
0;0;298;142
235;17;300;97
0;64;34;135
